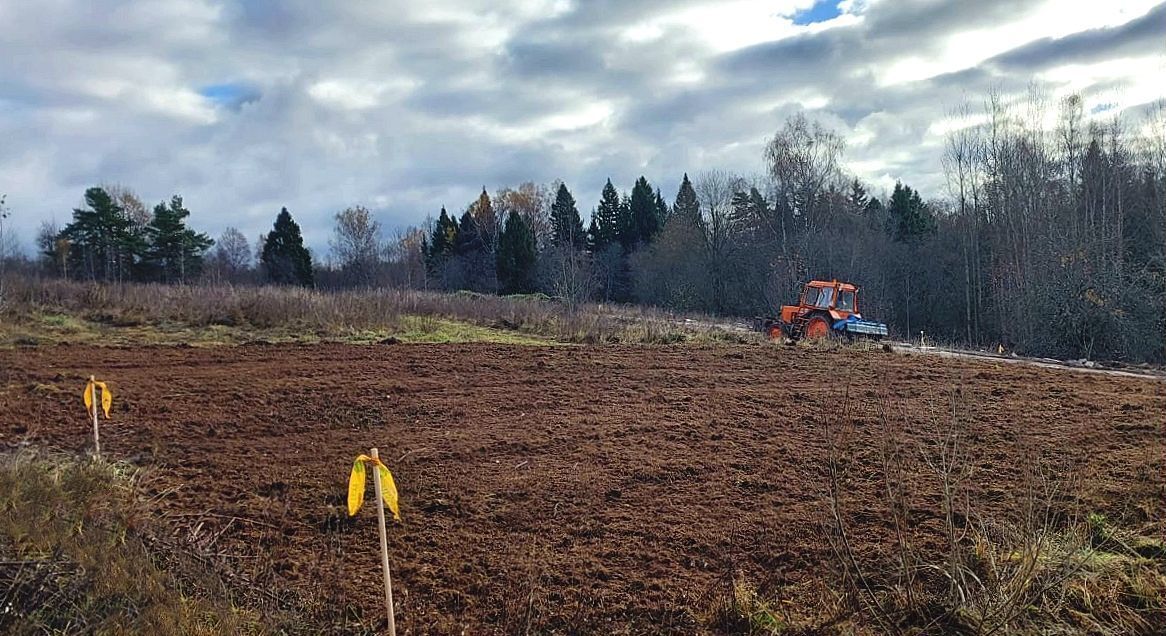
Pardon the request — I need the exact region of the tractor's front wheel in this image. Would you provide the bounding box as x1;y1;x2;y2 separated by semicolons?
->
766;323;784;341
804;315;832;340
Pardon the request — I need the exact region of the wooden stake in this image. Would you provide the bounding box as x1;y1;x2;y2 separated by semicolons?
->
370;447;396;636
90;375;101;460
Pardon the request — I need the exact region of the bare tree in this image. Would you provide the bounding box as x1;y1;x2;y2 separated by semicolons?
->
943;102;988;344
764;112;845;237
694;170;747;312
495;182;553;250
330;206;381;287
384;226;427;289
542;243;594;308
211;226;251;283
102;184;151;229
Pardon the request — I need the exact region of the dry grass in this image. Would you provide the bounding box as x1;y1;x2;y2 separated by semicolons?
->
0;452;289;634
822;393;1166;636
0;276;757;347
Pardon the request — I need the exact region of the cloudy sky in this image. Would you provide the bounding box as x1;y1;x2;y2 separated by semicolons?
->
1;0;1163;255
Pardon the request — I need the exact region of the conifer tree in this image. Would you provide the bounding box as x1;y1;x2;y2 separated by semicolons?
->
654;188;669;226
261;207;314;286
886;182;935;243
616;192;634;251
496;211;537;294
454;210;482;256
425;206;458;272
672;173;700;222
144;195;213;283
58;187;144;282
549;183;584;249
469;188;498;253
589;179;623;252
627;176;658;249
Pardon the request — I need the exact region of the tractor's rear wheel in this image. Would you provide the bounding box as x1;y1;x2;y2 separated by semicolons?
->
804;315;831;340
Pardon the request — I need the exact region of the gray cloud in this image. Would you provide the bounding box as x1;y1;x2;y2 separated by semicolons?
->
0;0;1162;255
987;2;1166;71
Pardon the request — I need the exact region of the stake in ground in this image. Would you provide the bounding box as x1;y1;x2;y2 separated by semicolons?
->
348;448;402;635
82;375;112;459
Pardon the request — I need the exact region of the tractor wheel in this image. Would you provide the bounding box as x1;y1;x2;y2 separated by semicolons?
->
804;315;832;340
767;323;784;341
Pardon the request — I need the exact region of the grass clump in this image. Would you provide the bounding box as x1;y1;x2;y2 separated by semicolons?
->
0;452;273;634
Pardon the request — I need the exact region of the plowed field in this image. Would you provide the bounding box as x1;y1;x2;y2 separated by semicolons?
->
2;343;1162;633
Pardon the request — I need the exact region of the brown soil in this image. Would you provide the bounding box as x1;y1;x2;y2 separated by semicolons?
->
1;343;1162;633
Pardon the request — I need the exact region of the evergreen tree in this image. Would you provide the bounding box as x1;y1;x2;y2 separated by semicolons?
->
589;179;623;252
425;206;458;267
454;210;483;256
672;173;700;222
847;178;869;212
450;209;495;291
886;182;935;243
469;188;498;253
585;215;601;253
549;183;584;249
628;176;659;249
616;192;634;251
654;188;669;226
143;195;213;283
58;186;144;282
496;211;537;294
261;207;314;286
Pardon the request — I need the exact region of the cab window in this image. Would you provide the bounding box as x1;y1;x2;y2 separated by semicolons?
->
816;288;834;308
803;287;819;306
838;291;855;312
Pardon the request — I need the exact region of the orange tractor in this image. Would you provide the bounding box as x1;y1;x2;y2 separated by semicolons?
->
756;279;889;341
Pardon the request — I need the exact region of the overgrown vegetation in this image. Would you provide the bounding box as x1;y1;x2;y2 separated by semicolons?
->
0;276;755;347
0;453;276;634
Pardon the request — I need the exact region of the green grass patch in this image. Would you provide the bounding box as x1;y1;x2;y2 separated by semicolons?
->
391;315;549;345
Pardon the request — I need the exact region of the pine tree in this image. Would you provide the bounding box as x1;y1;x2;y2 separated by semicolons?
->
672;173;700;223
550;183;584;249
590;179;623;252
261;207;314;286
58;186;144;282
496;211;537;294
144;195;213;283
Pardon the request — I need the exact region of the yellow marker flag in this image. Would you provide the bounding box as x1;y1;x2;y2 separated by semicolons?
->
347;457;368;517
377;464;401;522
96;382;112;418
83;380;95;412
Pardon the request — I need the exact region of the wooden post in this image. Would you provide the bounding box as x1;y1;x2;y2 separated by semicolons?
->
90;375;101;460
370;447;396;636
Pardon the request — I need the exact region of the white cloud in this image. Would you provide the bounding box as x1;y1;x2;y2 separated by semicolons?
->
0;0;1162;253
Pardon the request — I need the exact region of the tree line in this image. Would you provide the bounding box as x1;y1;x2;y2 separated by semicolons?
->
3;90;1162;362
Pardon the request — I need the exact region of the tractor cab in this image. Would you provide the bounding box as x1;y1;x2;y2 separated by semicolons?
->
781;280;862;326
768;279;888;341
